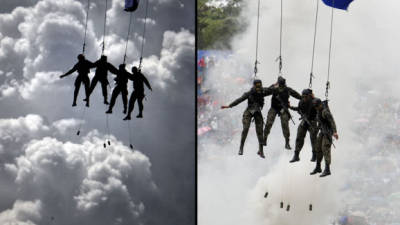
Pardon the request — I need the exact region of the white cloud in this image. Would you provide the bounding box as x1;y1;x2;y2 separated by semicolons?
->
138;29;194;88
0;114;158;224
0;200;42;225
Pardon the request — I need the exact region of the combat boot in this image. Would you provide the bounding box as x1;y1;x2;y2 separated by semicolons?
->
289;151;300;163
262;136;267;146
285;138;291;150
310;162;322;175
310;152;316;162
239;144;244;155
257;144;265;158
320;164;331;177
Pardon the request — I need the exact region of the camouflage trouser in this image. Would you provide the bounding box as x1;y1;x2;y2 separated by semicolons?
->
295;120;317;153
315;133;332;165
263;108;290;142
240;110;264;149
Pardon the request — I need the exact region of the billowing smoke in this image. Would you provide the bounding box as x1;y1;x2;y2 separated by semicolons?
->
199;0;400;224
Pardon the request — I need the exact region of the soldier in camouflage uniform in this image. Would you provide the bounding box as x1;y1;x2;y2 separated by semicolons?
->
310;98;339;177
289;89;318;163
263;76;301;149
221;79;272;158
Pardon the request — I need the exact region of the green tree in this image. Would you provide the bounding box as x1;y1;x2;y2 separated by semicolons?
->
198;0;244;50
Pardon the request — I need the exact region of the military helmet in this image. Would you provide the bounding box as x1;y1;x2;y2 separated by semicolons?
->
253;79;262;86
277;76;286;86
302;89;313;96
312;98;322;106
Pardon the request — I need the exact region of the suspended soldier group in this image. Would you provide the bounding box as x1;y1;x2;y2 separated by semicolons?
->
60;0;152;122
221;0;354;178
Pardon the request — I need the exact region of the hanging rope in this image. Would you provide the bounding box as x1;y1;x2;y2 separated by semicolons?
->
82;0;90;54
309;0;319;88
254;0;261;78
77;0;91;136
128;121;133;149
139;0;150;70
276;0;283;75
325;1;335;100
101;0;108;54
123;12;134;64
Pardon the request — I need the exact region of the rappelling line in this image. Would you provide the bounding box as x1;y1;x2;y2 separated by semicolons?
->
253;0;261;78
77;0;91;136
99;0;112;147
138;0;150;70
128;120;133;149
123;12;134;64
276;0;283;75
309;0;319;88
82;0;90;54
325;0;335;100
101;0;108;55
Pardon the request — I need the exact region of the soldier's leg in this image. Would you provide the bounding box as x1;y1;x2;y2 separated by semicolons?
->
88;76;99;96
136;95;144;118
83;76;90;107
320;136;332;177
280;111;291;149
101;80;109;104
254;112;265;158
263;108;277;145
310;133;323;175
73;77;82;106
121;87;128;114
106;87;121;113
290;121;307;162
239;110;252;155
124;92;137;120
309;121;318;162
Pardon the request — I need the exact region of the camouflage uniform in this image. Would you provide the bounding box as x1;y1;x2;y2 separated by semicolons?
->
263;85;301;148
315;106;337;166
290;97;318;161
229;87;272;154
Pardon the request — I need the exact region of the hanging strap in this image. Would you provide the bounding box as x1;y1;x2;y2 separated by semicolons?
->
309;0;319;88
123;12;134;64
254;0;261;78
276;0;283;75
139;0;150;70
326;1;335;99
82;0;91;54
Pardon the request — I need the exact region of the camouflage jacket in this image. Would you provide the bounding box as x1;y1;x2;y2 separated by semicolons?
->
229;87;273;114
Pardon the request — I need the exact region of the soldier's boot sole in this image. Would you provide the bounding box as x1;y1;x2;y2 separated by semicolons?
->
123;116;131;120
310;166;322;175
319;166;331;177
257;151;265;158
310;153;316;162
238;148;243;155
289;152;300;163
285;143;292;150
105;110;112;114
72;102;77;107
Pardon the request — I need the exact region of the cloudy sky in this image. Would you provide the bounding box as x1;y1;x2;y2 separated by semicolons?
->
0;0;194;225
199;0;400;224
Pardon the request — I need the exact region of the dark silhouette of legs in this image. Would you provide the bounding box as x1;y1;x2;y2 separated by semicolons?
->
73;77;82;107
106;87;121;113
101;81;108;104
137;96;144;118
121;88;128;114
124;92;138;120
83;76;90;107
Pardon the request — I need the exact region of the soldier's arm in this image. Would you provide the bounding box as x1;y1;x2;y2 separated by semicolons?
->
142;74;152;91
228;92;250;108
324;110;337;134
108;63;119;75
60;64;78;78
288;87;301;99
262;87;274;97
